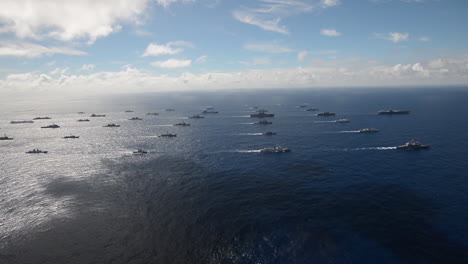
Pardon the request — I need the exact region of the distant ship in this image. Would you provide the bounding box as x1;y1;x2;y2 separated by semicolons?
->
316;112;336;116
90;113;106;117
26;148;48;154
260;146;291;153
33;117;51;120
205;106;215;110
0;134;13;140
10;120;34;124
262;132;276;136
165;109;175;111
250;109;274;118
306;108;319;111
396;140;430;150
254;120;272;125
202;110;219;114
359;128;379;133
299;105;308;108
77;112;85;114
103;123;120;127
158;133;177;137
189;115;204;119
173;122;190;126
41;124;60;128
377;110;410;115
133;149;148;155
335;118;350;123
125;110;134;113
146;112;159;115
64;135;79;139
129;117;143;120
77;119;90;122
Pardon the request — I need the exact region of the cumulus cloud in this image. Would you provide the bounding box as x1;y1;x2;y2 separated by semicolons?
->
244;43;293;53
320;29;341;37
80;64;96;71
375;32;410;43
150;58;192;68
0;41;86;57
297;51;309;62
0;0;152;44
142;41;193;57
196;55;208;63
232;0;337;34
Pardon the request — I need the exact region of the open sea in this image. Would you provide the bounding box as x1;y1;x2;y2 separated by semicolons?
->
1;88;467;264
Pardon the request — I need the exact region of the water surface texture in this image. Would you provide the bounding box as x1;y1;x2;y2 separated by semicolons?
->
1;88;468;264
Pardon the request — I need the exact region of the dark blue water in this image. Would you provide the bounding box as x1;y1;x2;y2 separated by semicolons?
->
1;88;468;264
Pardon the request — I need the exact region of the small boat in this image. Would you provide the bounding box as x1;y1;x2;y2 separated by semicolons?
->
133;149;148;155
173;122;190;126
77;119;90;122
254;120;272;125
90;113;106;117
41;124;60;129
359;128;379;133
125;110;134;113
189;115;204;119
26;148;48;154
377;110;410;115
260;146;291;153
33;117;51;120
10;120;34;124
165;109;175;112
146;112;159;116
64;135;79;139
250;109;274;118
77;112;85;114
396;140;430;150
316;112;336;116
335;118;350;123
103;123;120;127
299;105;308;108
158;133;177;137
129;117;143;120
0;134;13;140
306;108;319;111
262;132;276;136
202;110;219;114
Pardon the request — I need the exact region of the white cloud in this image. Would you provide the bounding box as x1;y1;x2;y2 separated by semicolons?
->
155;0;194;8
297;51;309;62
375;32;409;43
0;41;86;57
150;58;192;68
0;0;152;44
419;37;430;42
232;0;337;34
196;55;208;63
320;29;341;37
80;64;96;71
239;57;271;66
50;67;69;75
244;43;293;53
142;41;193;57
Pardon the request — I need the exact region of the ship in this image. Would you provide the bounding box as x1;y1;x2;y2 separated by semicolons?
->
359;128;379;133
262;132;276;136
396;140;430;150
189;115;204;119
250;109;274;118
125;110;134;113
173;122;190;126
202;110;219;114
306;108;319;111
316;112;336;116
33;117;51;120
260;146;291;153
26;148;48;154
77;119;90;122
10;120;34;124
129;117;143;120
0;134;13;140
377;110;410;115
41;124;60;128
158;133;177;137
90;113;106;117
64;135;80;139
133;149;148;155
77;112;85;114
165;109;175;111
335;118;350;123
254;120;272;125
103;123;120;127
146;112;159;115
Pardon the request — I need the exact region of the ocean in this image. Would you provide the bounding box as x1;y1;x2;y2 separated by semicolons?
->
1;88;467;264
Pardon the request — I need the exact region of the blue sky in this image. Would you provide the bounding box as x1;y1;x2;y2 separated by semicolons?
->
0;0;467;96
